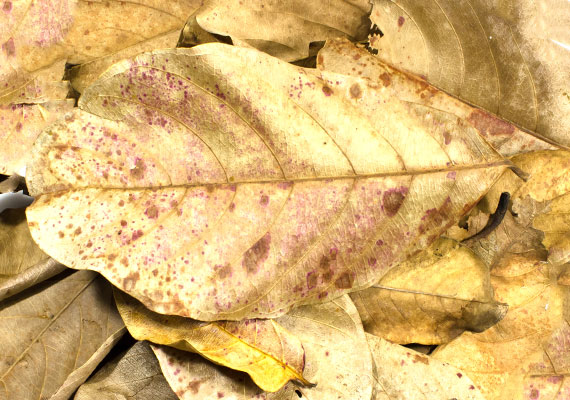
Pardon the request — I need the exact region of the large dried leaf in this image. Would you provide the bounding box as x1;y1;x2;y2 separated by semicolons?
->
0;208;65;301
152;295;374;399
351;237;507;345
191;0;372;61
367;333;485;400
114;290;308;392
431;252;570;400
26;44;508;320
317;38;559;156
368;0;570;148
74;341;177;400
0;270;126;400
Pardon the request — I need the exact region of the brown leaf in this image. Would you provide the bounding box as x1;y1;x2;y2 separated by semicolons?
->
191;0;372;61
431;252;570;399
351;237;507;344
368;0;570;149
74;341;177;400
317;38;560;156
152;295;374;399
0;270;126;400
367;333;485;399
0;208;65;301
26;44;508;320
114;290;308;392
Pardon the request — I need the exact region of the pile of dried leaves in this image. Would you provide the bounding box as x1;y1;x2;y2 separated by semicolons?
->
1;1;569;399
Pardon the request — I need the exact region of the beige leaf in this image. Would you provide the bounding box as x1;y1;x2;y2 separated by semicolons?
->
431;252;570;400
351;237;507;344
114;290;308;392
367;333;485;400
191;0;372;61
368;0;570;148
0;208;65;301
74;341;177;400
152;295;374;399
0;270;126;400
26;44;508;320
317;38;560;156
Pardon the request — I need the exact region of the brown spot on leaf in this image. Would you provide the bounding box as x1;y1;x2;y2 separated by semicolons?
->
2;2;12;12
58;231;64;238
322;86;333;96
398;16;405;27
443;130;452;145
260;194;269;206
120;220;127;227
2;37;15;56
123;271;140;290
130;159;146;179
216;264;232;279
229;202;236;212
145;205;158;219
307;272;318;289
188;379;202;394
335;272;354;289
131;230;143;241
467;109;515;137
349;83;362;99
379;72;391;87
418;196;453;234
152;269;158;277
74;227;82;235
121;257;129;266
413;354;429;365
107;254;117;261
242;233;271;274
118;200;125;207
383;187;408;217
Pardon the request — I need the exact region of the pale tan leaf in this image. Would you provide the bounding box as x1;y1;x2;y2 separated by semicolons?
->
0;270;126;400
317;38;560;156
26;44;508;320
114;290;308;392
74;341;177;400
0;208;65;301
152;295;374;399
367;333;485;400
369;0;570;149
351;237;507;344
431;253;570;400
192;0;371;61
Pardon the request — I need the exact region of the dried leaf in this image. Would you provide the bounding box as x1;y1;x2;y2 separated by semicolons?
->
26;44;508;320
368;0;570;148
534;193;570;266
431;252;570;400
0;270;126;400
114;290;308;392
367;333;485;400
351;237;507;344
74;341;177;400
191;0;372;61
152;295;374;399
317;38;559;156
0;208;65;301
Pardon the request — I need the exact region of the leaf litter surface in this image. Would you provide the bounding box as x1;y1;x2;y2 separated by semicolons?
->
25;43;509;321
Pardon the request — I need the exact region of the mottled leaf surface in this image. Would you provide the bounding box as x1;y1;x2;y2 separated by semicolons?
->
351;238;507;344
369;0;570;148
74;341;177;400
26;44;508;320
153;295;373;399
0;270;125;400
115;290;307;392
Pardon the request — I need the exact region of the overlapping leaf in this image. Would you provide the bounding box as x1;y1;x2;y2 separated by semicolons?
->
351;238;507;344
152;295;374;399
368;0;570;148
26;43;508;320
114;290;308;392
0;270;125;400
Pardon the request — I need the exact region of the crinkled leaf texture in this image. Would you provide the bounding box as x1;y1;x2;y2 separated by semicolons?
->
152;295;374;399
26;44;508;320
115;290;308;392
0;270;125;400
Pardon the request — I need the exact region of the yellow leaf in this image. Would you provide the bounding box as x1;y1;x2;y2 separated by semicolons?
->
151;295;374;399
368;0;570;149
26;44;508;320
317;38;559;157
191;0;372;61
114;290;308;393
351;238;507;344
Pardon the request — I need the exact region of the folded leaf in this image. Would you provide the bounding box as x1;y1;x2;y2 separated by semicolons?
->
0;208;66;301
368;0;570;149
0;270;125;400
367;333;485;400
191;0;371;61
74;341;177;400
351;237;507;344
317;38;559;157
152;295;374;399
114;290;308;392
26;44;508;320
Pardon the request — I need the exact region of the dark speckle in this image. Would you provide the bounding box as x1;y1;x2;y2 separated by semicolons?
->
130;159;146;179
443;131;452;145
3;2;12;12
188;380;202;394
529;389;539;399
74;227;82;235
145;205;159;219
322;86;333;96
379;72;391;87
349;83;362;99
383;186;408;217
398;16;405;27
260;194;269;206
242;233;271;274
